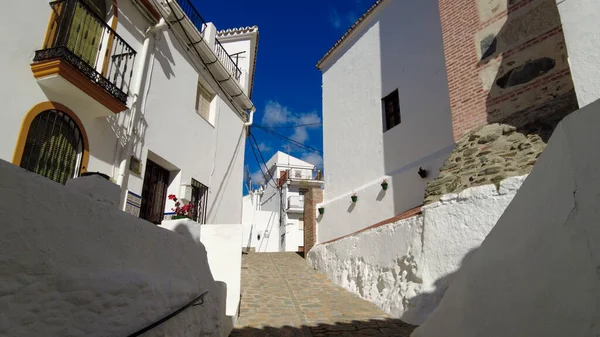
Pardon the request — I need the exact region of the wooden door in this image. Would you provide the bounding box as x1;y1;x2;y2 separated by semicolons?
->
140;159;169;224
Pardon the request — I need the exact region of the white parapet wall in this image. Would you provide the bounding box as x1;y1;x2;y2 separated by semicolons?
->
160;220;243;336
307;175;527;325
0;160;229;337
412;101;600;336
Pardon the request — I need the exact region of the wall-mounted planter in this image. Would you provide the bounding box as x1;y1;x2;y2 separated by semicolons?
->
318;207;325;215
381;182;388;190
351;195;358;203
418;167;428;179
172;215;191;220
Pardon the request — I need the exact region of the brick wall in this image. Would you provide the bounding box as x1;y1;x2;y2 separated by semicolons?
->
303;187;323;255
439;0;578;141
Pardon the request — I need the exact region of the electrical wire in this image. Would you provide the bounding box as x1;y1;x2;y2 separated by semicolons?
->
253;125;323;154
256;122;322;129
248;133;277;188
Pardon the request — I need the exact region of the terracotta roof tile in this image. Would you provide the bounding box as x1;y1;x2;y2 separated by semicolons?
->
319;205;423;245
216;26;259;37
316;0;385;69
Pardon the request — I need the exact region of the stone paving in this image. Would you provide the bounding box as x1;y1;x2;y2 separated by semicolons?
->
229;252;417;337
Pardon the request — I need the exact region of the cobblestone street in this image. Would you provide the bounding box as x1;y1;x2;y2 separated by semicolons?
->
229;252;416;336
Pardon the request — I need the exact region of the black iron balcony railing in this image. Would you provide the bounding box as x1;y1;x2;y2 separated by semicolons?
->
175;0;242;82
34;0;137;104
214;39;242;81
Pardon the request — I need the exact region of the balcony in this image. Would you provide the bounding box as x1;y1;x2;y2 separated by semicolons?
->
151;0;254;112
174;0;242;81
31;0;136;116
287;195;304;213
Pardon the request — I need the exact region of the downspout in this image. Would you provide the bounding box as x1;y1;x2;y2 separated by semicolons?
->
116;18;168;209
243;110;255;126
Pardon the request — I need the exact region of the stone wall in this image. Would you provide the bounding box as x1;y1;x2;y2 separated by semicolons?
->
307;175;526;325
425;123;544;203
412;100;600;337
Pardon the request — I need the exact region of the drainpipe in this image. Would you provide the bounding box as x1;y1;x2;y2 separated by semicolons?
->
116;18;167;209
243;110;255;126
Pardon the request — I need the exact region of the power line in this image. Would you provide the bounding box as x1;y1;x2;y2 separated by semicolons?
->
248;133;277;188
250;133;277;185
257;122;322;129
253;125;323;154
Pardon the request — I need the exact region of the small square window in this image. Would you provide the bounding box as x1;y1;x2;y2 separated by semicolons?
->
382;89;401;131
195;82;215;122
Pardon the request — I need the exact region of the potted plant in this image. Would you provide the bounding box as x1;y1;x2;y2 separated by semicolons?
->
381;179;389;190
351;193;358;203
168;194;194;220
318;207;325;215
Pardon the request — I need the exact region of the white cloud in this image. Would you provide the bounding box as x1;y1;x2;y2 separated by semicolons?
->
257;142;271;152
260;101;321;145
329;8;342;29
301;152;324;169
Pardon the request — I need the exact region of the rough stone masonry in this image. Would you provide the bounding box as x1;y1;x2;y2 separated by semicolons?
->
425;123;545;203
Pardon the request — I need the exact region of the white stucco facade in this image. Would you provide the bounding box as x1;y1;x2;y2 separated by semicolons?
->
413;100;600;337
241;152;322;252
0;0;257;226
556;0;600;108
307;175;527;325
317;0;455;243
0;159;233;337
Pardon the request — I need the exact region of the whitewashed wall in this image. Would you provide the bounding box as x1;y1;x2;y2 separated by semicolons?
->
413;101;600;336
0;159;227;337
241;194;281;252
319;0;454;242
0;0;131;177
308;175;527;325
132;28;247;224
556;0;600;107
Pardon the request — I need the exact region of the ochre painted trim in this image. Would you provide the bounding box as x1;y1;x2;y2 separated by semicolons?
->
42;2;63;48
12;101;90;174
102;0;119;76
31;59;127;113
138;0;161;21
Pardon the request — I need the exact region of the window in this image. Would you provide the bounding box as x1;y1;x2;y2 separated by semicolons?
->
190;179;209;224
298;219;304;230
382;89;401;131
20;109;85;184
195;82;215;122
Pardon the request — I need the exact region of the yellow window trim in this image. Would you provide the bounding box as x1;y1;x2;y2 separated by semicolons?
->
42;0;119;77
13;101;90;174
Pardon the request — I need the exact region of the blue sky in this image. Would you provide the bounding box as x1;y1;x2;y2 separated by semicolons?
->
193;0;374;193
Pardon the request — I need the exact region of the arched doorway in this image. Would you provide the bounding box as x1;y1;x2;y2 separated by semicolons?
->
15;103;89;185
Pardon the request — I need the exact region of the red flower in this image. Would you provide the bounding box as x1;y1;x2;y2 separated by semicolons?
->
168;194;176;200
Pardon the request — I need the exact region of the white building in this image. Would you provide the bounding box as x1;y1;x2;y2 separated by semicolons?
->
315;0;455;243
242;152;323;252
0;0;258;225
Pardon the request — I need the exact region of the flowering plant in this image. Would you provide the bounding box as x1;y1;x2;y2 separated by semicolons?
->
382;178;388;184
168;194;194;218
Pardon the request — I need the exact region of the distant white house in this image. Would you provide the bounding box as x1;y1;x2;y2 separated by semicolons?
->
0;0;258;225
242;152;323;252
315;0;455;243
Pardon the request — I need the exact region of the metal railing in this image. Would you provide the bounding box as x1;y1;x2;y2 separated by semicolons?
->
175;0;208;34
214;39;242;81
126;291;209;337
175;0;242;82
34;0;137;104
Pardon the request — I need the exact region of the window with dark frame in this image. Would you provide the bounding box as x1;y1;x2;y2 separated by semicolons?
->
382;89;401;131
190;178;209;224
